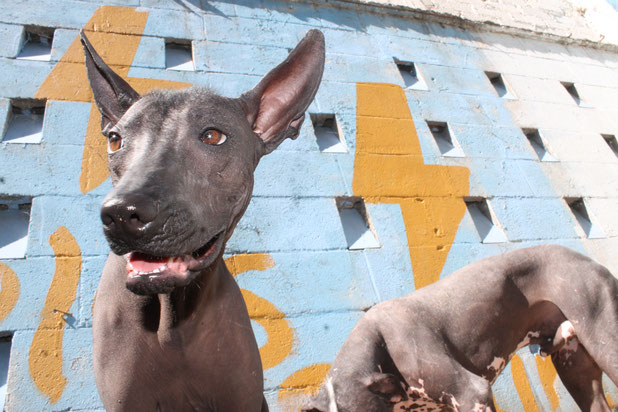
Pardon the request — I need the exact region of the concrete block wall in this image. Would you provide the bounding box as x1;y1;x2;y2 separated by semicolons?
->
0;0;617;410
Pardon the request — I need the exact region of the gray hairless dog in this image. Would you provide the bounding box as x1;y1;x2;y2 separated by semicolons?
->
80;30;324;411
303;245;618;412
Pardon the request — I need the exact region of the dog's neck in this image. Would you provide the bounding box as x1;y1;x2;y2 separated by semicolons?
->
148;257;229;347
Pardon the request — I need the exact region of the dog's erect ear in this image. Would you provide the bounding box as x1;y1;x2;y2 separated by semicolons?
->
364;373;407;404
241;29;325;155
80;30;140;134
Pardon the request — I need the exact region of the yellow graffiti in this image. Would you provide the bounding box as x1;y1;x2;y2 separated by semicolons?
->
225;253;294;370
278;363;331;411
0;262;20;323
353;83;469;289
29;227;82;403
34;6;191;193
226;253;276;277
535;355;559;410
511;354;540;412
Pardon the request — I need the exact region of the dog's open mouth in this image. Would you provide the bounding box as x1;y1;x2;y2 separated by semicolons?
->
124;231;224;294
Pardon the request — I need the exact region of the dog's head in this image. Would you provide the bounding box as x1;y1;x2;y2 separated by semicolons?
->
81;30;324;295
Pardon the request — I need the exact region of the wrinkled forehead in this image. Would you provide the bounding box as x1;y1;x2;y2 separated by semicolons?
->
118;88;243;130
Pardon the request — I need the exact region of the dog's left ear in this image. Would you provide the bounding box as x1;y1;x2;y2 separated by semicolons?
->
240;30;325;155
80;30;141;134
364;373;408;404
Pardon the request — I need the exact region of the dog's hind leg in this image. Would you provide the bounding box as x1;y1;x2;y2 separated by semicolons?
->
261;395;269;412
551;339;611;412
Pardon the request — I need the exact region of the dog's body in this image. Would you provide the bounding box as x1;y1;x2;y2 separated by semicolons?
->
304;245;618;412
81;30;325;411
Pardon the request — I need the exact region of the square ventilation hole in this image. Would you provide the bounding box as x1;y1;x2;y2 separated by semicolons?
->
601;134;618;157
17;26;54;61
560;82;588;107
336;197;380;250
394;58;427;90
522;128;557;162
485;71;516;99
0;334;12;410
426;121;464;157
565;197;604;239
0;198;31;258
465;198;507;243
2;99;46;144
310;113;347;153
165;39;194;71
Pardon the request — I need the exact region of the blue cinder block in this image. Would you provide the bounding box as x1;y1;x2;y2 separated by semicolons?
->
27;195;108;258
142;7;204;40
360;203;415;300
132;34;165;69
0;257;56;330
235;250;376;315
0;58;53;98
253;151;347;197
42;100;91;145
0;0;98;29
262;310;363;390
202;14;306;48
77;255;108;327
228;197;348;253
0;23;24;58
193;40;288;74
50;28;78;62
491;197;578;241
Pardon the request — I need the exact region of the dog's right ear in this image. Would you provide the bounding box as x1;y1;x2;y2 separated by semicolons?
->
240;29;325;155
80;30;140;134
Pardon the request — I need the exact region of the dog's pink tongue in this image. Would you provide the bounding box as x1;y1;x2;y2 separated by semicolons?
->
129;253;167;273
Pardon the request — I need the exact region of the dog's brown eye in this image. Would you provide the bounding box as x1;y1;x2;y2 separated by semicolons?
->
200;129;227;146
108;132;123;153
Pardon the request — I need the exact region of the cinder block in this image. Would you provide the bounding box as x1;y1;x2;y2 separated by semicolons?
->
202;14;305;48
227;197;348;253
583;198;618;238
540;129;616;163
357;203;415;300
262;310;363;390
5;328;101;411
27;195;109;258
50;28;78;62
440;242;506;280
490;197;579;242
127;65;207;86
77;255;108;327
252;151;347;197
317;7;363;32
313;80;356;115
0;23;24;58
0;0;98;30
566;61;618;88
573;83;618;109
322;53;392;84
0;58;54;98
233;0;321;27
421;64;495;97
41;100;91;145
506;75;576;104
0;257;57;330
447;123;536;160
234;250;376;315
561;161;618;198
193;40;288;75
141;6;204;40
141;0;234;16
131;35;165;69
0;141;111;197
515;159;559;197
469;158;536;198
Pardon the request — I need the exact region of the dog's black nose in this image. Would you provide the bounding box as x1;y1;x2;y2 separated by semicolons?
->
101;194;158;238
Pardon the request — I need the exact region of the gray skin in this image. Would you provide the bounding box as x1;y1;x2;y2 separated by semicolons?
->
304;245;618;412
80;29;325;411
